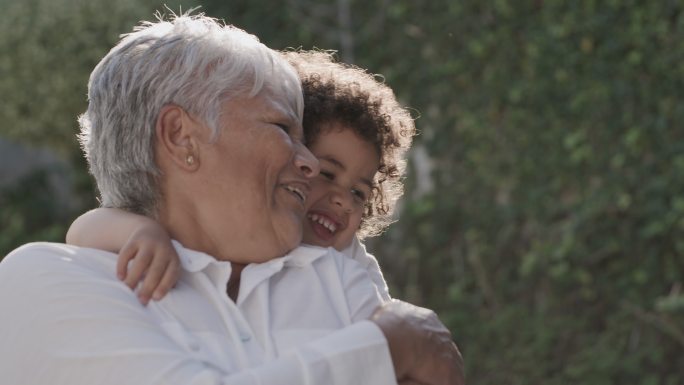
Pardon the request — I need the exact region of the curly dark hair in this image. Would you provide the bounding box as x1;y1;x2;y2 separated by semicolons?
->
281;50;416;238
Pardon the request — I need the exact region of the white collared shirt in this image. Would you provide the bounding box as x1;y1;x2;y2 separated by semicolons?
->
0;242;396;385
341;236;392;302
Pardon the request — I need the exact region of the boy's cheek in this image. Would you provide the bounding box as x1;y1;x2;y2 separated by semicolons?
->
332;216;363;251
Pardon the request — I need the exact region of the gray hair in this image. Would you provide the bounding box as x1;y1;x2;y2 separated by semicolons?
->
78;12;303;217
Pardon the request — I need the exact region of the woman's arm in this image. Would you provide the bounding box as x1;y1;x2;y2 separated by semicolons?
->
66;208;181;304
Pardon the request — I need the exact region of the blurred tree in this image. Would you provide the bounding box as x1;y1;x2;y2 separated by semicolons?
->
362;2;684;383
0;0;194;248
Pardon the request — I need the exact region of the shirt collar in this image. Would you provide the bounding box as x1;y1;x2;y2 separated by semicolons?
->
171;240;330;274
237;245;330;305
280;244;330;267
172;240;226;273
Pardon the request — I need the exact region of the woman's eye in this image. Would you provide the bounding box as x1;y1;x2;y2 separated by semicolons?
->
275;123;289;133
320;171;334;180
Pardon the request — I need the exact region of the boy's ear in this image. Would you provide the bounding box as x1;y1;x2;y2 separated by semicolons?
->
156;104;201;171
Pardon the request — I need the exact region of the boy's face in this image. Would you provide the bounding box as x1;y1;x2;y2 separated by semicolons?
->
302;123;380;250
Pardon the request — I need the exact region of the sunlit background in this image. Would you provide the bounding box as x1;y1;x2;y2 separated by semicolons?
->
1;0;682;383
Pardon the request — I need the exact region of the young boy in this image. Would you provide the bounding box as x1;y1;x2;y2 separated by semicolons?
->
67;50;415;305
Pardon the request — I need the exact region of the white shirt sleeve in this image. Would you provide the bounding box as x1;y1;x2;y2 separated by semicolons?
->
0;243;396;385
228;322;395;385
343;236;392;302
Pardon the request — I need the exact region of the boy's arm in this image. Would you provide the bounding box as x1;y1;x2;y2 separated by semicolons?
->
66;208;181;304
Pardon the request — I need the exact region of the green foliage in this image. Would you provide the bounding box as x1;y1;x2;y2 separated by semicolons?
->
1;0;682;383
1;0;144;153
0;169;70;252
365;1;684;383
0;0;191;254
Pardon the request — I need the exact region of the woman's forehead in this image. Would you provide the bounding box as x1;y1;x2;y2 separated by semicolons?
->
263;76;303;121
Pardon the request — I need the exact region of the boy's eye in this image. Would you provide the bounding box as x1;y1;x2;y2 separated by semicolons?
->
275;123;289;133
351;188;368;203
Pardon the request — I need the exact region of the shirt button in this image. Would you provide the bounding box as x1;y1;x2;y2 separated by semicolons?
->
240;334;251;342
188;341;201;351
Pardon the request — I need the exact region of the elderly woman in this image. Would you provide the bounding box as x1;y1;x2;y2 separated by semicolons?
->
0;13;461;385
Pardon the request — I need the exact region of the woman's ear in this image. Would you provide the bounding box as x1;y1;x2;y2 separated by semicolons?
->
156;104;201;171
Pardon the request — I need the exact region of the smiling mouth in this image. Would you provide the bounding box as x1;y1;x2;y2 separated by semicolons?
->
308;213;338;234
284;184;306;204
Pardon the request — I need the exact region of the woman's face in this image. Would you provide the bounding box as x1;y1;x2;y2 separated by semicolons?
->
302;124;380;250
188;88;319;263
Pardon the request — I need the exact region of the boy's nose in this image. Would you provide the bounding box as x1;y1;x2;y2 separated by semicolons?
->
329;188;354;213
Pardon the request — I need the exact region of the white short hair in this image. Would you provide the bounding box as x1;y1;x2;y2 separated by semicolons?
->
78;12;303;216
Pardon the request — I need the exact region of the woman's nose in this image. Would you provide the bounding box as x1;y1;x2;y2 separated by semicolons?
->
294;142;320;178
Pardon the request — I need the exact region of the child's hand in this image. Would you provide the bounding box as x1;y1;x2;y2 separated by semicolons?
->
117;224;181;305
